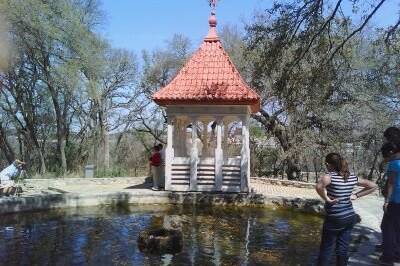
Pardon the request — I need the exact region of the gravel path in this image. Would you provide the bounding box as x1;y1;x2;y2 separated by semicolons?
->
250;182;320;199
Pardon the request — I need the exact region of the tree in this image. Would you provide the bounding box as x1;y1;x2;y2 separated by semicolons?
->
245;0;399;179
130;34;192;145
87;48;139;170
0;53;53;173
0;0;105;174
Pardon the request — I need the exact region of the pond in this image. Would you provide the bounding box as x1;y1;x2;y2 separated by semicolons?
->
0;205;323;266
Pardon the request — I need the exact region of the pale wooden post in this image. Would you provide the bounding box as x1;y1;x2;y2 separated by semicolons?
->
222;119;228;159
190;117;198;191
240;115;250;192
202;118;209;157
165;115;175;191
173;117;180;156
175;117;186;157
215;117;224;191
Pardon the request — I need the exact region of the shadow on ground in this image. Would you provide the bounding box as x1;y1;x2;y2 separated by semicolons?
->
349;223;381;265
125;177;153;190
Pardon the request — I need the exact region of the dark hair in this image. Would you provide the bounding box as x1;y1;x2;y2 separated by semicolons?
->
325;153;350;181
158;143;164;149
381;142;398;159
384;127;400;144
153;145;161;152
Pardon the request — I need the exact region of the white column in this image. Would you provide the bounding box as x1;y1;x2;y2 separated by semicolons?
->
175;117;185;157
240;115;250;192
190;117;198;191
222;119;228;159
165;115;175;191
202;119;209;157
215;117;223;191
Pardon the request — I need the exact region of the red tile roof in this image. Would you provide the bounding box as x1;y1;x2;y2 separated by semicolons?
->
152;13;260;113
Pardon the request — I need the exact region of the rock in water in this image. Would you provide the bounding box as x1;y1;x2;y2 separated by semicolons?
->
137;228;183;255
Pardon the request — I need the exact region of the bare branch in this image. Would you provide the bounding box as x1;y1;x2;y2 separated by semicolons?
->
291;0;343;68
328;0;387;62
385;16;400;45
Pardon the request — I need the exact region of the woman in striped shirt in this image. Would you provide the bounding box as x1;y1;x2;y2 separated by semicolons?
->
316;153;377;266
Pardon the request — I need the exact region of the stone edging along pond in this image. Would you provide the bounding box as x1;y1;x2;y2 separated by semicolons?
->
0;189;324;216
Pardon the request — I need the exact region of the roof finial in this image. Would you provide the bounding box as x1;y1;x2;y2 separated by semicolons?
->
209;0;217;11
205;0;219;41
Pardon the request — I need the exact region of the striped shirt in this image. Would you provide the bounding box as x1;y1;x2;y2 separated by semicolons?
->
325;172;358;221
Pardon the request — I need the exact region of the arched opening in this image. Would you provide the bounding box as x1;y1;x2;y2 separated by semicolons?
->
224;119;243;160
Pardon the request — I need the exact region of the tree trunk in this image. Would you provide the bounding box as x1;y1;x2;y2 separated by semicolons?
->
286;157;301;180
104;131;110;169
50;91;67;175
99;108;110;170
0;123;15;163
17;134;23;160
43;53;68;175
251;111;304;179
60;138;67;173
39;150;46;174
313;157;319;183
45;77;67;174
367;151;380;180
25;122;47;174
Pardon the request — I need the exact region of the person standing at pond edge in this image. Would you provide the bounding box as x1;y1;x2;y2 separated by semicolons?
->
316;153;377;266
149;146;162;191
380;141;400;264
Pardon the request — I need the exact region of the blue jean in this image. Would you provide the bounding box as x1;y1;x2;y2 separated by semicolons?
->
318;217;355;266
381;203;400;263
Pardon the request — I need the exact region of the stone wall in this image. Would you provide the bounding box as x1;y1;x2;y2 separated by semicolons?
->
24;177;145;187
0;190;324;216
0;177;325;216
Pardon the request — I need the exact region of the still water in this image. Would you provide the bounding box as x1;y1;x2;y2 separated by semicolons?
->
0;205;323;266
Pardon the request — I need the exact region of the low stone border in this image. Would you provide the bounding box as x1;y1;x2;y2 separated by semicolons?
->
23;177;144;187
0;190;324;215
252;177;316;189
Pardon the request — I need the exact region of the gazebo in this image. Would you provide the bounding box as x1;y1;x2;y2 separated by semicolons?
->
152;3;260;192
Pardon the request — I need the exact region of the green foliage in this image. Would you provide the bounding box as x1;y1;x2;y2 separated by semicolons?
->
96;166;128;178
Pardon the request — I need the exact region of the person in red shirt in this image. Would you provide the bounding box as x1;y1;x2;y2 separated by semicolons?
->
149;145;162;190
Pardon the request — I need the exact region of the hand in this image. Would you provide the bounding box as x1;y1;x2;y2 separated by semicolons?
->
326;197;339;205
350;194;358;201
15;160;26;168
383;202;389;212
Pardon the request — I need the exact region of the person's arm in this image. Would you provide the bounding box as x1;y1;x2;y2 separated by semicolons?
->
9;164;20;179
383;174;395;211
149;154;153;168
316;174;339;204
350;178;377;200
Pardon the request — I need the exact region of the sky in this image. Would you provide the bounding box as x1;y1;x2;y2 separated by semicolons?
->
100;0;399;53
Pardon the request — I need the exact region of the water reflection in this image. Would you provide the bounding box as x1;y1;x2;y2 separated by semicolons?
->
0;205;323;266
